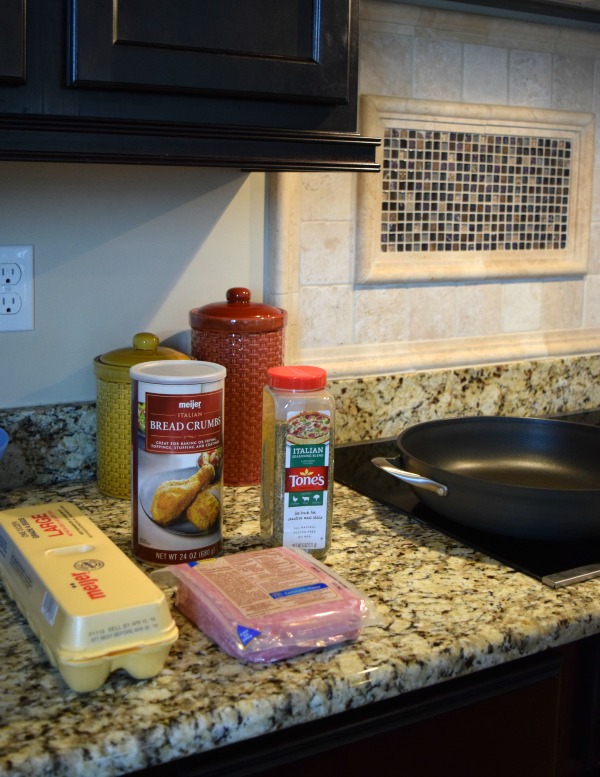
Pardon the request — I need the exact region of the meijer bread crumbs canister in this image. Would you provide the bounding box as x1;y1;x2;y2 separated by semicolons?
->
130;360;226;565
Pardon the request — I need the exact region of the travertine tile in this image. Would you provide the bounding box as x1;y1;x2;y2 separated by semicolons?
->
590;223;600;273
555;27;600;59
413;38;462;102
300;221;353;286
300;173;353;222
354;287;409;343
361;0;423;28
455;283;502;338
594;60;600;159
298;285;354;349
359;29;413;98
463;44;508;104
541;279;585;330
509;50;552;107
501;282;542;332
487;19;560;53
407;284;456;341
593;170;600;223
584;274;600;327
419;7;492;42
552;54;595;112
266;1;600;380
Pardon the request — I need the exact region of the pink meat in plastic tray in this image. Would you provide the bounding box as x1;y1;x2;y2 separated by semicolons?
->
155;547;380;662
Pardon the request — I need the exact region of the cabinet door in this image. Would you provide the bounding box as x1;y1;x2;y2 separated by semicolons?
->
69;0;352;105
0;0;25;83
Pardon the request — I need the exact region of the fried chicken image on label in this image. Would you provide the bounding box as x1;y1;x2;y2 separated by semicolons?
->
186;489;220;532
151;463;215;525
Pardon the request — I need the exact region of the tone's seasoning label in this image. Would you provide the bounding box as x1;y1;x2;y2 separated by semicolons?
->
286;441;329;503
281;412;331;552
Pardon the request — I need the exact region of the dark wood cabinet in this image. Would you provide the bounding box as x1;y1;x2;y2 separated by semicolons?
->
71;1;353;109
0;0;379;171
0;1;26;84
134;634;600;777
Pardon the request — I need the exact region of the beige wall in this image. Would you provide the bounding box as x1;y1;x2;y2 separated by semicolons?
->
0;164;264;409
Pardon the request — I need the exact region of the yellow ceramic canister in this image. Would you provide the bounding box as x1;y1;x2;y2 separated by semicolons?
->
93;333;190;499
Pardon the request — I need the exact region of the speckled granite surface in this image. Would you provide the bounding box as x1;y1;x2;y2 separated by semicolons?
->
2;479;600;776
0;403;96;490
331;353;600;443
1;354;599;491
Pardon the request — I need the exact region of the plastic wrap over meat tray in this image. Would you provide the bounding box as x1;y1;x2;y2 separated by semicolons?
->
153;546;381;662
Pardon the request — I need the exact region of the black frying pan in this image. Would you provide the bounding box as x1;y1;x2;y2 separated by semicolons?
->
371;416;600;540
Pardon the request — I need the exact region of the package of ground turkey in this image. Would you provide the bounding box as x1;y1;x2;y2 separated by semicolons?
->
152;546;381;662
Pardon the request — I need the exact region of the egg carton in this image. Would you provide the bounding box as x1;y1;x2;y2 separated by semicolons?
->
0;501;178;692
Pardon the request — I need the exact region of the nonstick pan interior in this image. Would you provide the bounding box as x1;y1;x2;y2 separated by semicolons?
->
398;416;600;492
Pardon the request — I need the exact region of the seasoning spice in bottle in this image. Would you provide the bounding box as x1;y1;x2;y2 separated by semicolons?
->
260;366;335;560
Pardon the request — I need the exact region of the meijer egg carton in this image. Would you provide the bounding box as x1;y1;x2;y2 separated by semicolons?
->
0;501;178;692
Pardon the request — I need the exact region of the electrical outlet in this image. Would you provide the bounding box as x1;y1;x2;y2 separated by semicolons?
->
0;293;23;315
0;263;22;286
0;245;33;332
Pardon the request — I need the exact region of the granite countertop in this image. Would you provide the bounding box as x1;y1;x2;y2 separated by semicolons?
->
2;479;600;776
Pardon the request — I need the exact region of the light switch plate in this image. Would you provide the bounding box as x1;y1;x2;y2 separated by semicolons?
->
0;245;34;332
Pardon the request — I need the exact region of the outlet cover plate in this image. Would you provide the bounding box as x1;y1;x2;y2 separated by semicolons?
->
0;245;33;332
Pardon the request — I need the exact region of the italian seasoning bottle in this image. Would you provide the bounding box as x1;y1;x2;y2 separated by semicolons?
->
260;366;335;560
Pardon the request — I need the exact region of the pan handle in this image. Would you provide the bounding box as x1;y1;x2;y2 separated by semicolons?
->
371;457;448;497
542;564;600;588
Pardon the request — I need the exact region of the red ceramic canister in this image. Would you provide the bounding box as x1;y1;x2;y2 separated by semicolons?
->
190;288;286;486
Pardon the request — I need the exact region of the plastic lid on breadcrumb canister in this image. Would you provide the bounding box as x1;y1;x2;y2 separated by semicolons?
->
267;366;327;391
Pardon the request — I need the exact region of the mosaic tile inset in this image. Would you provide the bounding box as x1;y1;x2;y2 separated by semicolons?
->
381;129;571;253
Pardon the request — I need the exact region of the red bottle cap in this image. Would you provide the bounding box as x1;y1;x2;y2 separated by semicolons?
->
267;366;327;391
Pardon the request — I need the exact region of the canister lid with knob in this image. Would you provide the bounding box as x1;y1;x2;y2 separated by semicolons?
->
189;287;287;333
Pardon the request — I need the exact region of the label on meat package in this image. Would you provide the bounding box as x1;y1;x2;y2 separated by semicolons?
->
187;549;341;620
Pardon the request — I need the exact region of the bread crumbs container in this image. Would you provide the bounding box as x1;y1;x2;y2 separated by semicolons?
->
190;288;286;486
0;501;178;693
131;360;226;566
94;332;190;499
260;366;335;560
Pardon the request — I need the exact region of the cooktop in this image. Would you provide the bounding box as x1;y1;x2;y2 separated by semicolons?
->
334;411;600;588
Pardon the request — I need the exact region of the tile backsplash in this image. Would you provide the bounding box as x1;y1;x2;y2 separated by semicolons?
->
266;0;600;380
381;128;571;254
